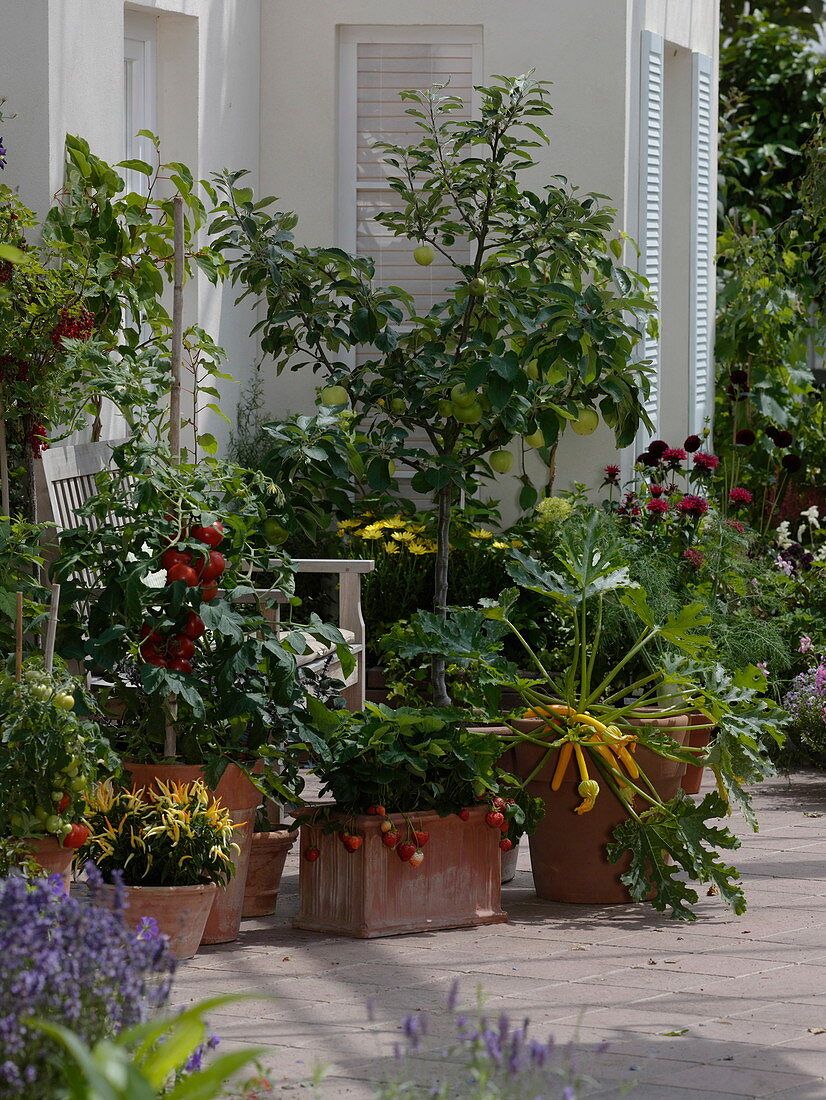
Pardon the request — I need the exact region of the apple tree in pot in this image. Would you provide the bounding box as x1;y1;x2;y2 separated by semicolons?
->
210;74;654;705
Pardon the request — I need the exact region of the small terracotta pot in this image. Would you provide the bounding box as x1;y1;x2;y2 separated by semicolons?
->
510;713;689;904
295;805;507;938
242;829;295;917
123;761;260;944
96;882;217;960
500;841;520;884
25;837;73;893
680;713;715;795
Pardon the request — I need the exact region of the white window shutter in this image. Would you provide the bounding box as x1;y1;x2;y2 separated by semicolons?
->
355;41;475;315
689;52;714;438
638;30;664;441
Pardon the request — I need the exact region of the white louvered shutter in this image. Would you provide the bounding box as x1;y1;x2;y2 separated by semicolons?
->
637;31;665;441
355;41;475;314
689;52;714;438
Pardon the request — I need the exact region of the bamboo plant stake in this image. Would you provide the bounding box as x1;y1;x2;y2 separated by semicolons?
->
165;195;185;758
0;393;10;516
14;592;22;682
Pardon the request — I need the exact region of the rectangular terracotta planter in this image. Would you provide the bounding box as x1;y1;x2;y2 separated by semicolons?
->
294;805;507;938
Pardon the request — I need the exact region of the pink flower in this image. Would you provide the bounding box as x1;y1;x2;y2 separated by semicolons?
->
662;447;688;467
692;452;720;473
726;519;746;534
646;498;669;516
729;487;753;506
757;662;769;677
683;548;705;567
603;464;621;484
677;495;709;518
649;483;665;497
799;636;812;654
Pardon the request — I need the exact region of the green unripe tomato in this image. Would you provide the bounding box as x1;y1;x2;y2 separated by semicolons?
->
52;789;64;803
450;383;477;409
489;450;514;474
570;407;600;436
53;692;75;711
320;384;349;407
452;402;484;425
35;807;48;822
437;399;454;418
60;822;73;838
62;760;79;777
69;776;87;792
524;428;546;448
262;517;289;546
390;398;406;415
31;684;51;702
413;244;435;266
468;277;487;297
45;815;61;835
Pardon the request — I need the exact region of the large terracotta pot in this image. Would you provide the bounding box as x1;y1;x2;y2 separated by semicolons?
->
123;761;260;944
294;805;507;938
681;713;715;795
97;882;217;960
510;713;688;904
25;837;73;894
242;829;295;918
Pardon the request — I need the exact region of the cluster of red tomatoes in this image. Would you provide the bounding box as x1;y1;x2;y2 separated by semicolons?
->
138;520;226;673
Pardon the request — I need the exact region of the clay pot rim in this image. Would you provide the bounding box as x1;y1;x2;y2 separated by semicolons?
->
293;804;489;827
95;881;218;894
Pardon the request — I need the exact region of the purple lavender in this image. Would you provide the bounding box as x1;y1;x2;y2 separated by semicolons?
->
0;138;6;170
783;659;826;754
0;870;175;1097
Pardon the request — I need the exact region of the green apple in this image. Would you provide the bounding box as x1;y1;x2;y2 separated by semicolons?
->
390;398;406;414
413;244;435;266
489;450;514;474
524;428;546;448
262;517;290;546
452;401;484;424
450;383;477;408
320;384;349;406
468;277;487;297
437;398;454;418
570;407;600;435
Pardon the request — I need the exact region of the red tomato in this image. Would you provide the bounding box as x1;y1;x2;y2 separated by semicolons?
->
58;793;71;813
198;551;227;583
63;823;89;849
190;522;224;548
139;642;166;666
200;582;219;602
168;657;193;674
161;547;191;571
167;634;195;660
180;611;206;639
167;563;199;587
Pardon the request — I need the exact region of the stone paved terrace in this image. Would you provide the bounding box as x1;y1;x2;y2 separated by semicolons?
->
174;771;826;1099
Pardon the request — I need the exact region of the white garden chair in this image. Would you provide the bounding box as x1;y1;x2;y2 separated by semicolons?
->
39;440;374;708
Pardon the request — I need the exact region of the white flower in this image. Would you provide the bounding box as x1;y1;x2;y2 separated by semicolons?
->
775;521;793;550
801;506;820;527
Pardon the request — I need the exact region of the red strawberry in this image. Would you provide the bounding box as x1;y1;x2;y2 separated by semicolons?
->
457;808;470;821
382;831;399;849
366;805;380;815
499;822;509;834
414;830;430;848
485;811;505;829
396;842;416;862
374;804;386;817
499;838;513;852
342;835;363;853
492;796;506;809
304;847;320;862
409;848;425;868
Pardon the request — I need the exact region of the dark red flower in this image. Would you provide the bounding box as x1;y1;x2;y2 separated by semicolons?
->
730;370;749;386
683;435;703;453
648;440;669;458
646;498;669;516
726;519;746;534
603;464;621;484
735;429;756;446
649;483;665;497
692;452;720;473
50;306;95;350
28;424;49;457
782;454;802;473
773;429;794;448
0;260;12;283
683;548;705;567
677;495;709;518
766;426;780;443
729;487;753;506
636;452;654;468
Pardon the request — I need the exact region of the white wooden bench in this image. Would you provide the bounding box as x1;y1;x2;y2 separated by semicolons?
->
39;440;374;708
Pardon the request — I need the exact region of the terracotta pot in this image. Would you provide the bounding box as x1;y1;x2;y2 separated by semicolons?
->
510;713;688;904
242;829;295;917
501;841;520;884
25;837;73;893
294;805;507;938
681;713;715;795
123;761;260;944
96;882;217;960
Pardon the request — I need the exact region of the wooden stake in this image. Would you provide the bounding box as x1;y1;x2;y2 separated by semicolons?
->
43;583;60;674
0;392;10;516
164;695;177;759
169;194;184;464
14;592;22;682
